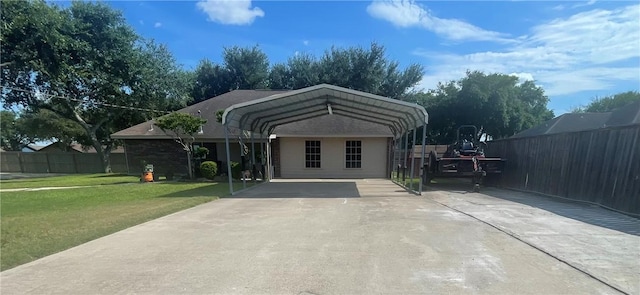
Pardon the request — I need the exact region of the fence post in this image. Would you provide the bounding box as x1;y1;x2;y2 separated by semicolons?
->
72;154;79;173
18;153;24;173
46;153;52;173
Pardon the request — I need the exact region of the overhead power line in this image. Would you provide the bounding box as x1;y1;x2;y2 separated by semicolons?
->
2;86;171;114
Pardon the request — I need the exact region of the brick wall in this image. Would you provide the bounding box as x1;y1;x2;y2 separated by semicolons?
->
124;139;189;177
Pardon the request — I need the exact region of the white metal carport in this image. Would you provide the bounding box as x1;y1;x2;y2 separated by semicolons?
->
221;84;429;195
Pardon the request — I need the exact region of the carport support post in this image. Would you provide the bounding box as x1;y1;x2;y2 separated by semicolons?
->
403;131;409;184
266;135;271;181
409;128;417;191
398;137;402;180
250;131;256;183
418;125;427;195
224;125;234;195
260;133;265;180
393;136;399;180
391;138;397;179
241;142;246;189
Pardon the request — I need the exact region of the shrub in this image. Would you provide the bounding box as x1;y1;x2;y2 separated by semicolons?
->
200;161;218;180
194;147;209;159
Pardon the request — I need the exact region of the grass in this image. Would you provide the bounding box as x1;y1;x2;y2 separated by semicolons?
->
391;171;423;190
0;173;140;189
1;180;253;270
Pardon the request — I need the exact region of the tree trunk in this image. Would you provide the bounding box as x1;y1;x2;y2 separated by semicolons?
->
186;151;193;179
90;137;112;173
103;144;113;173
63;105;111;173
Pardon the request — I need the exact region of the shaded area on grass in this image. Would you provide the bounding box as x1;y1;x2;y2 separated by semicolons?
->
0;181;237;270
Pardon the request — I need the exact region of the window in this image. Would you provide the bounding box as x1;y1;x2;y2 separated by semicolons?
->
345;140;362;168
305;140;321;168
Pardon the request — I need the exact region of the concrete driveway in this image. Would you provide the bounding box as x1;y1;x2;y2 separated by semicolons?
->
1;179;637;294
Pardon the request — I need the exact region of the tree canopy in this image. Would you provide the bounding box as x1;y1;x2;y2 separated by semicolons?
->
573;91;640;113
189;42;424;104
413;71;554;144
1;0;191;171
1;111;30;151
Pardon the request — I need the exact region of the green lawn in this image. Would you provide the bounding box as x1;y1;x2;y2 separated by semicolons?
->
391;171;423;190
1;180;251;270
0;173;140;189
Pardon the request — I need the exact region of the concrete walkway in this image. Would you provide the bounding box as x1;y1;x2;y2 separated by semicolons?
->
0;172;67;180
1;180;636;294
0;185;95;192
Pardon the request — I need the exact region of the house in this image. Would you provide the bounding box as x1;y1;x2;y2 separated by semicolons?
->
111;84;428;181
21;144;45;153
511;100;640;138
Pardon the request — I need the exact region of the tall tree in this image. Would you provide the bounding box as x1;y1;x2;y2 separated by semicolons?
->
154;112;207;179
317;43;424;98
18;109;86;148
0;111;31;151
265;42;423;98
189;46;269;104
573;91;640;113
191;59;232;104
223;45;269;90
131;40;194;112
288;53;320;89
267;63;291;90
419;71;554;143
1;1;190;171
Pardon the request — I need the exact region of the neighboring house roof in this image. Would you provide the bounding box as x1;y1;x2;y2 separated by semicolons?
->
112;87;396;139
38;142;125;153
112;90;290;140
606;100;640;126
21;144;45;152
511;100;640;138
38;142;83;153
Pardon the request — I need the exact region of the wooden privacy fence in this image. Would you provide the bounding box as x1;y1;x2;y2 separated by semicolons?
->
0;152;128;174
485;124;640;215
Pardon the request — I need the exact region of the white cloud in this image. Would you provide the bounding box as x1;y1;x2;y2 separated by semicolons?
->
366;0;512;43
154;22;162;28
303;40;309;46
196;0;264;25
414;4;640;97
573;0;597;9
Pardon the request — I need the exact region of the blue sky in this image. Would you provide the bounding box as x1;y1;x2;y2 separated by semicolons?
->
106;0;639;116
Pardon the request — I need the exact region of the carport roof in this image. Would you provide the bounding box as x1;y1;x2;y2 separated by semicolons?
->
222;84;429;137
